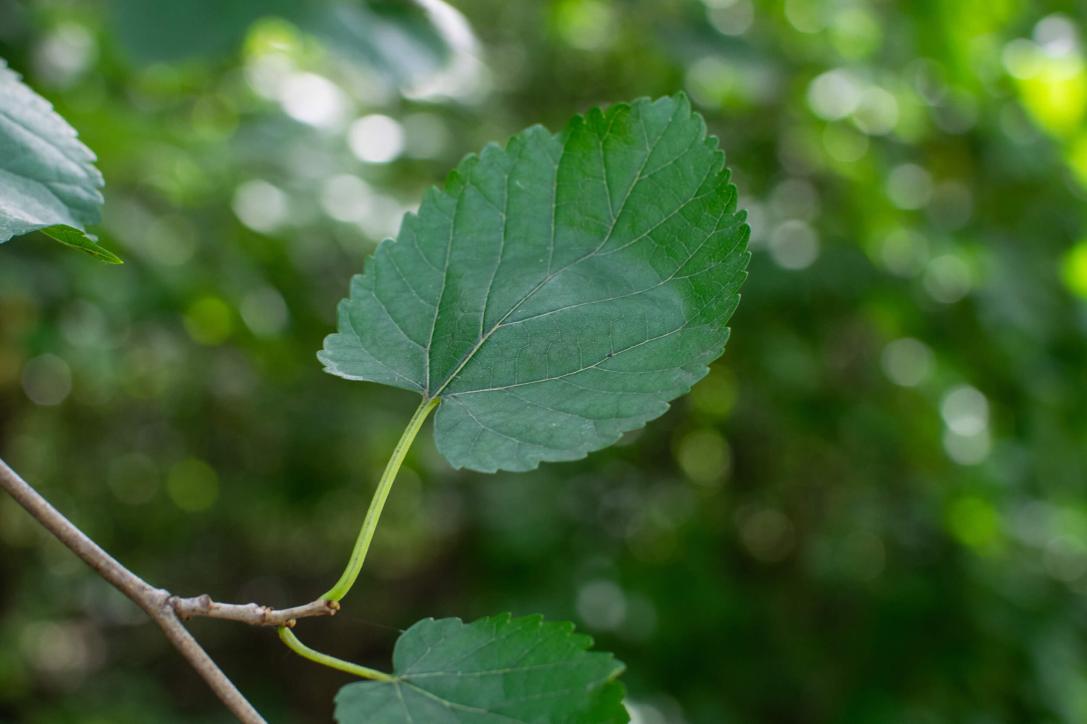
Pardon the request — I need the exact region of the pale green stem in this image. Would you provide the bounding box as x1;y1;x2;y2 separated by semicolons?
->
277;626;393;682
279;398;437;679
322;396;439;602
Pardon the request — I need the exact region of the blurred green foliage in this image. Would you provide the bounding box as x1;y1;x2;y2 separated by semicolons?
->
1;0;1086;722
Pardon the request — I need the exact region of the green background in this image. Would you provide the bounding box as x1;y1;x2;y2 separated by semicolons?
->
2;0;1087;722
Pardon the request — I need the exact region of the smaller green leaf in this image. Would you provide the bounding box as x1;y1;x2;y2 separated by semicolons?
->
335;614;628;724
39;225;123;265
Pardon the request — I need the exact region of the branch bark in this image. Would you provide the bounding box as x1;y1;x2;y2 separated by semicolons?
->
0;457;334;723
171;594;338;627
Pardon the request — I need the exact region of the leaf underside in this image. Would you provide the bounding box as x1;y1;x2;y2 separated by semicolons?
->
0;60;113;259
320;94;750;472
335;614;628;724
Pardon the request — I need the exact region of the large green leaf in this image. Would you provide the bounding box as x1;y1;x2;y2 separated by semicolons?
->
335;614;627;724
0;59;116;260
320;94;749;472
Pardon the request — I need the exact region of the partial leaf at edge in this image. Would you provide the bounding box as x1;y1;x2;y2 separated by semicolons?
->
107;0;461;93
334;614;628;724
299;1;453;88
106;0;295;64
320;94;750;473
39;225;123;264
0;59;107;254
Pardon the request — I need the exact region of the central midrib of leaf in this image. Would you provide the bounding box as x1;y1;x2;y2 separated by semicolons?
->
423;102;687;400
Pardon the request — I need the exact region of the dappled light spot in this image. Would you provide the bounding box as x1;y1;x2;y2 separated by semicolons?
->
852;87;899;136
829;7;881;59
279;72;349;130
19;621;103;682
879;228;929;277
1004;19;1086;139
240;286;289;337
166;458;220;512
941;386;992;464
704;0;754;37
943;428;991;465
784;0;826;34
33;23;95;88
1061;241;1087;299
769;178;819;221
886;163;933;210
881;338;934;387
738;506;795;563
675;428;731;487
232;180;289;234
923;254;972;303
1043;535;1087;584
184;296;233;346
552;0;615;51
689;366;738;419
244;51;295;101
347;114;404;164
59;301;107;349
821;123;869;163
807;69;862;121
927;181;973;230
576;579;627;632
947;496;1000;551
941;385;989;436
769;219;819;270
401;113;451;159
320;174;373;223
21;354;71;407
686;56;733;109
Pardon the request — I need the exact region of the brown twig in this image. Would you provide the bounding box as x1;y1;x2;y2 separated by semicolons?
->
171;594;339;627
0;457;333;723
